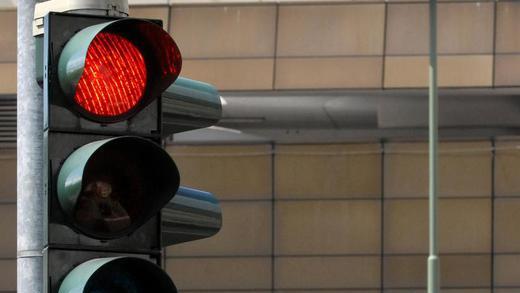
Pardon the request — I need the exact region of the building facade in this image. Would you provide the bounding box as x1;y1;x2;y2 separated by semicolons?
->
1;1;520;292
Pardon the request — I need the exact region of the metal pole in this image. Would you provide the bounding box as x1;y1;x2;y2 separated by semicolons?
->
428;0;439;293
17;1;44;293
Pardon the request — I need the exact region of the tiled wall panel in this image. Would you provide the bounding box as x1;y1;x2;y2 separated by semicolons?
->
0;259;16;291
170;5;276;58
385;142;492;198
275;57;383;90
274;256;380;289
384;255;491;288
166;257;272;290
0;63;16;94
0;205;16;258
0;152;16;202
128;6;169;29
275;144;381;199
0;11;16;62
495;141;520;196
384;55;493;88
275;200;380;255
167;145;272;200
181;58;274;91
494;198;520;253
494;254;520;287
276;4;385;57
385;290;490;293
386;2;493;55
3;138;520;291
0;2;509;91
437;2;494;54
384;199;491;254
385;3;428;55
496;2;520;54
167;201;272;256
494;55;520;86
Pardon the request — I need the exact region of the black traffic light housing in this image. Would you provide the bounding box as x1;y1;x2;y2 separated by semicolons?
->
41;10;223;292
37;10;223;293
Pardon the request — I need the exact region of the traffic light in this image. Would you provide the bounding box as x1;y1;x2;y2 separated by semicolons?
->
38;11;222;293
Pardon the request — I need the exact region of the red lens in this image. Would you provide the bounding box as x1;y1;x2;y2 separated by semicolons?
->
74;32;147;117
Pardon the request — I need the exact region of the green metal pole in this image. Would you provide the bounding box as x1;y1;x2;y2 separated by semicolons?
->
428;1;439;293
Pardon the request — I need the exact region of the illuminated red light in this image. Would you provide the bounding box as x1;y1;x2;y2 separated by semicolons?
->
74;32;147;117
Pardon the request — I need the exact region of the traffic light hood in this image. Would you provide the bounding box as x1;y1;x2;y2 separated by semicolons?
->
58;18;182;122
162;77;223;136
58;257;177;293
56;136;180;239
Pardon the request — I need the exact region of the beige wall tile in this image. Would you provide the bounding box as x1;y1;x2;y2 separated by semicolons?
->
496;290;520;293
275;256;380;289
384;199;427;253
437;2;494;54
384;288;497;293
278;291;378;293
442;291;490;293
167;201;272;256
384;55;493;88
170;5;276;58
385;3;429;55
441;255;491;287
496;141;520;196
384;199;491;253
0;259;15;291
275;57;383;89
495;254;520;287
279;0;385;1
495;55;520;86
386;2;493;55
0;154;16;201
168;145;272;200
497;2;520;53
384;255;490;288
385;290;490;293
384;56;429;88
436;55;493;87
0;205;15;258
0;63;16;94
185;290;272;293
166;257;271;290
275;144;381;198
277;4;385;57
181;58;274;91
385;142;492;198
129;6;169;29
387;0;485;1
495;199;520;252
275;200;380;255
383;255;426;288
438;199;491;253
438;142;492;198
0;11;16;62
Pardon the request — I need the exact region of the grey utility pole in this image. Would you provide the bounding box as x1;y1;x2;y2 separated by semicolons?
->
428;0;440;293
17;0;44;293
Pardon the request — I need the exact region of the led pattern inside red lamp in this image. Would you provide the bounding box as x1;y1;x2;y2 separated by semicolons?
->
74;32;147;117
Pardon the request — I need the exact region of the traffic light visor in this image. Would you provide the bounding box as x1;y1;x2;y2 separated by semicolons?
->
58;18;182;122
58;257;177;293
57;137;180;239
